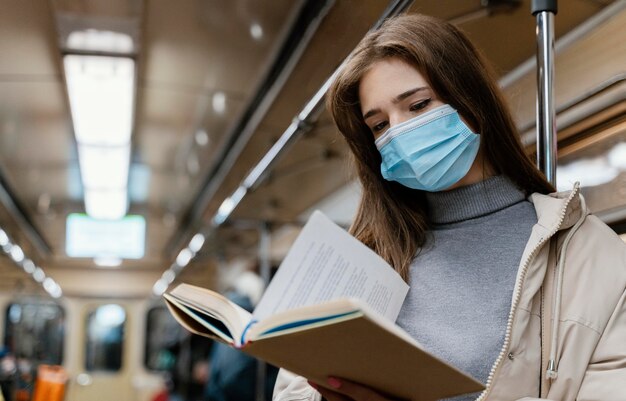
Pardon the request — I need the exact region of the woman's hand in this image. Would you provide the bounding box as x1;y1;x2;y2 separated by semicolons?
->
308;377;402;401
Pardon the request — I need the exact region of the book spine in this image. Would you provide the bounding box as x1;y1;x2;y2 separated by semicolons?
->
239;319;258;348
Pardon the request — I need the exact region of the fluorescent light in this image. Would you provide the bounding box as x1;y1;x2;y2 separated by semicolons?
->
175;248;193;267
0;229;8;246
195;129;209;146
67;30;134;54
94;257;123;267
9;245;24;263
212;92;226;114
84;189;128;220
33;267;45;283
162;269;176;284
79;144;130;190
250;23;264;40
51;288;63;298
213;186;247;226
42;276;63;298
64;55;135;146
0;228;63;298
152;279;168;296
188;233;205;253
1;242;12;253
64;54;136;221
22;259;36;274
43;277;57;293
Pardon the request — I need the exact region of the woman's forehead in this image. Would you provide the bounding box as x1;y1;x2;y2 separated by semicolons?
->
358;58;430;112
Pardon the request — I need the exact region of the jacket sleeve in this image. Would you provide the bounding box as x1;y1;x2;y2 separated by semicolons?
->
273;369;322;401
575;287;626;401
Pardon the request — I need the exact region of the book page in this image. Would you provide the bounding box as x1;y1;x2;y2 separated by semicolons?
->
168;284;252;341
253;211;408;322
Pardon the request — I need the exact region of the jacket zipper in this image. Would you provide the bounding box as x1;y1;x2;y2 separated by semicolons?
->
475;187;579;401
539;282;547;397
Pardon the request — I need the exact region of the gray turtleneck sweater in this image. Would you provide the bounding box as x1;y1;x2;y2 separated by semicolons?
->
396;175;537;401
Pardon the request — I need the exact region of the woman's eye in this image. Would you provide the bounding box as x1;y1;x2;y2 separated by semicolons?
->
409;98;431;112
372;121;388;133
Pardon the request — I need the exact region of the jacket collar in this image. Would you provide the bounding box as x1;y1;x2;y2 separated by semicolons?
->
530;184;586;233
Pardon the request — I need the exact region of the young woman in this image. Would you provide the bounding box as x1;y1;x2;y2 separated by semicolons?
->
273;14;626;401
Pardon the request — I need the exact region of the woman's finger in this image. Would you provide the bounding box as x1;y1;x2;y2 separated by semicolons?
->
308;381;352;401
323;377;395;401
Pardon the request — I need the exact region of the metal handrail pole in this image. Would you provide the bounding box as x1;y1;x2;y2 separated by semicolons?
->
532;0;558;186
255;222;271;401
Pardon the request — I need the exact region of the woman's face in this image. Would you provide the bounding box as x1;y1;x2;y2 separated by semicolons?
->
358;57;444;139
357;56;491;190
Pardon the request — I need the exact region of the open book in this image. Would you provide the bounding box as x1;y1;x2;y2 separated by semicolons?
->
164;211;484;400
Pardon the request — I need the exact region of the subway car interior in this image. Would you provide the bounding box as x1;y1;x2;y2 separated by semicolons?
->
0;0;625;400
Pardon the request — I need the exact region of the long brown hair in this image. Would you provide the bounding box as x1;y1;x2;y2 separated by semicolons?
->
327;14;554;280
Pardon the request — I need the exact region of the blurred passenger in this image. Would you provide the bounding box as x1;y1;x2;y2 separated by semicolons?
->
205;271;278;401
151;373;182;401
15;357;33;401
0;347;15;401
165;332;212;401
274;13;626;401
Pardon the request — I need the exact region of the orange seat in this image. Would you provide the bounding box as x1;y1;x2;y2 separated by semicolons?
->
32;365;67;401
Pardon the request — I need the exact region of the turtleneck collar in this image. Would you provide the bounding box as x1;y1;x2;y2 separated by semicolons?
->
425;175;527;225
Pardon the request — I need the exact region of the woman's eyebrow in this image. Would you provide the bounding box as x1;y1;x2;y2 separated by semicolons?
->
362;87;429;120
393;87;429;103
362;108;381;121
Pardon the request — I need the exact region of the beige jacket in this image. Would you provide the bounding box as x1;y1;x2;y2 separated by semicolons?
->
273;186;626;401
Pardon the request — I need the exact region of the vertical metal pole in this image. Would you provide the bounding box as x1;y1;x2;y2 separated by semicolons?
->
258;222;272;285
256;222;271;401
532;0;558;186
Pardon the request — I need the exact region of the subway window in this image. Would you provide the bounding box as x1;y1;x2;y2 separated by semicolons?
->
85;304;126;372
145;305;215;401
3;300;65;365
144;305;185;371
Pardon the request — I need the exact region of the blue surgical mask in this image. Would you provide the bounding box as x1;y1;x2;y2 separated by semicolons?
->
375;104;480;192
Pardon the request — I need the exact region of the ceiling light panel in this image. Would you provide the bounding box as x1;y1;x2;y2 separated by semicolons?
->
67;29;134;54
64;55;135;146
78;144;130;190
84;188;128;220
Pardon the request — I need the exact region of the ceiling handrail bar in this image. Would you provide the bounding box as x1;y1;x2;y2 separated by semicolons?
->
210;0;416;228
0;169;51;256
165;0;335;256
153;0;415;296
519;73;626;136
500;0;626;89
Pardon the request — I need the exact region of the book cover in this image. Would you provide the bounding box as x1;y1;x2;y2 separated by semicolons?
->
164;211;484;400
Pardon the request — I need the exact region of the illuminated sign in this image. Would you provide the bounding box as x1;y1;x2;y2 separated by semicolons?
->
66;213;145;259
